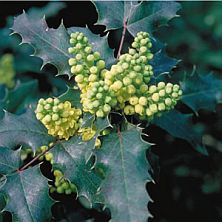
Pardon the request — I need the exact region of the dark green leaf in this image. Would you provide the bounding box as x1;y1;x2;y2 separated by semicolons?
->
0;147;54;222
0;110;54;151
51;116;110;206
5;80;38;113
152;110;208;155
181;72;222;113
59;87;82;108
68;27;115;67
12;12;71;77
150;39;179;79
96;125;153;222
94;1;181;36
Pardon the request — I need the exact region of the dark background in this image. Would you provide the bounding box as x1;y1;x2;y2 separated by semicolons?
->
0;1;222;222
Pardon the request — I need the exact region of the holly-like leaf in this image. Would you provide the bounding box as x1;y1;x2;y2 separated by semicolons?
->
12;12;72;77
0;110;54;151
96;125;153;222
181;72;222;113
68;27;116;68
51;116;110;206
5;80;38;113
152;110;208;155
150;38;179;79
59;86;82;108
93;1;181;36
0;147;54;222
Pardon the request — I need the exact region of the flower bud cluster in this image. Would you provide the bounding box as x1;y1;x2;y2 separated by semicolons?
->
102;32;154;108
78;126;101;148
0;54;15;88
68;31;182;120
35;98;82;140
36;145;54;164
68;32;106;93
81;80;117;117
50;169;77;195
124;82;182;119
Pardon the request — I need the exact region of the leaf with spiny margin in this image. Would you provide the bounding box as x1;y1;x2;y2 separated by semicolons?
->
96;125;153;222
0;109;54;152
59;87;81;108
51;116;110;207
0;80;38;119
68;27;116;68
4;80;38;114
181;72;222;113
12;12;72;77
150;38;179;79
0;147;54;222
93;1;181;36
152;110;208;155
0;2;66;74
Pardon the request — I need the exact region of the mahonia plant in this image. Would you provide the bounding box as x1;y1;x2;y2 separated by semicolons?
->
2;2;218;222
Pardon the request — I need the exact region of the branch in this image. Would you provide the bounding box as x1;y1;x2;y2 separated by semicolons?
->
117;19;127;59
18;140;59;172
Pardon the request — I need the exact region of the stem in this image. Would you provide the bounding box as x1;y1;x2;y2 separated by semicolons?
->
18;141;59;172
117;19;127;59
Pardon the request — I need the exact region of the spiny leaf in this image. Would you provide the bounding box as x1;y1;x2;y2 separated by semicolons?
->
12;12;72;77
59;86;81;108
150;38;179;79
0;110;54;151
0;2;66;74
68;27;116;68
4;80;38;113
181;72;222;113
0;147;54;222
152;110;208;155
51;116;110;206
0;80;38;119
96;125;153;222
93;1;181;36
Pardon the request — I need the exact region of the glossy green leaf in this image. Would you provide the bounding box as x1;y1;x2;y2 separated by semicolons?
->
0;147;54;222
59;87;82;108
150;39;179;79
152;110;208;155
5;80;38;113
181;72;222;113
51;116;110;207
94;1;181;36
0;110;54;151
96;125;153;222
12;12;72;77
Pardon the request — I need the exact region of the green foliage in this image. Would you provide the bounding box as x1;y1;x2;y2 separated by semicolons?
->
0;110;54;151
12;12;72;77
0;1;220;222
51;115;110;206
0;2;65;74
0;147;54;222
181;72;222;113
96;125;153;221
94;1;181;35
152;110;207;155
